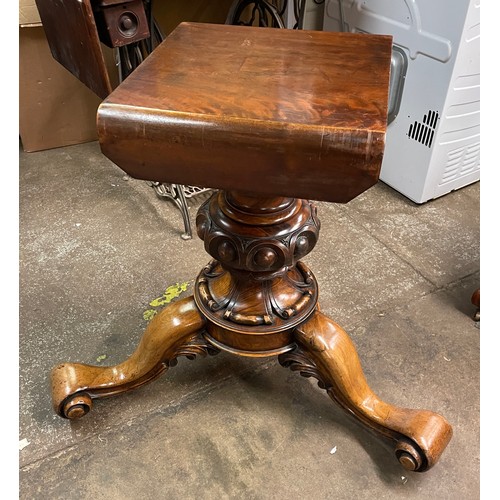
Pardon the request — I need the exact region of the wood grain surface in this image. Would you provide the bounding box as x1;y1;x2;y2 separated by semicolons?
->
35;0;113;99
281;310;453;472
97;22;393;202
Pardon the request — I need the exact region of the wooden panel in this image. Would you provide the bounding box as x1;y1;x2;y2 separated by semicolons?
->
35;0;113;99
97;22;393;203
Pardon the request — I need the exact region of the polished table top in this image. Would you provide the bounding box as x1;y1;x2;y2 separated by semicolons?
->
98;22;392;202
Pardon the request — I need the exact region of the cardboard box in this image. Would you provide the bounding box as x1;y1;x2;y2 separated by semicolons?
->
19;25;107;152
19;0;41;25
19;1;118;152
19;0;230;152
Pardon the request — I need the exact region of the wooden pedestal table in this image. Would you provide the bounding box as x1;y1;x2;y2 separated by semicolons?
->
51;23;452;472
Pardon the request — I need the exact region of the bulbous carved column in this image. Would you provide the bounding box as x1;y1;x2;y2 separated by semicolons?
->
194;191;320;356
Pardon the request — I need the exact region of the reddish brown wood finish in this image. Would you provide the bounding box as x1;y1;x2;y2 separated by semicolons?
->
97;22;393;203
471;288;480;321
92;0;150;48
51;23;452;473
280;311;453;472
51;297;217;418
35;0;113;99
194;191;320;355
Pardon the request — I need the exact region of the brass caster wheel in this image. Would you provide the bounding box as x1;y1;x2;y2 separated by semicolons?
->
395;440;423;472
62;393;93;419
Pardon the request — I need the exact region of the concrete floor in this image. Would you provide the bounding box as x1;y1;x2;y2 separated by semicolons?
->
19;141;480;499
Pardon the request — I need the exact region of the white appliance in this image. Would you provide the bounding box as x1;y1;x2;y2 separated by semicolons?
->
323;0;480;204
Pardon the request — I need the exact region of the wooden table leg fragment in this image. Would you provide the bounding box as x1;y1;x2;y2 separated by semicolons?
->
50;23;452;472
52;297;219;418
280;312;452;472
471;288;480;321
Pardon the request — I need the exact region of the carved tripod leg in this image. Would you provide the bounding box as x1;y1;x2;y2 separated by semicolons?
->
52;296;219;419
279;310;452;472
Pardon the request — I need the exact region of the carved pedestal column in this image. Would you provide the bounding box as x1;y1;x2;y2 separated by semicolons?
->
194;191;320;356
51;189;452;472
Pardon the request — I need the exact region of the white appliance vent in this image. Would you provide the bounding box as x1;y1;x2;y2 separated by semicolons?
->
440;142;480;185
323;0;480;203
408;110;439;148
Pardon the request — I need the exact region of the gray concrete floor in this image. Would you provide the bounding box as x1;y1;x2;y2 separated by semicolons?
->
19;141;480;499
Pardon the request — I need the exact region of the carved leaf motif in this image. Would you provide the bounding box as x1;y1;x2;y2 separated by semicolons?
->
169;332;220;366
278;346;330;390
